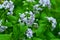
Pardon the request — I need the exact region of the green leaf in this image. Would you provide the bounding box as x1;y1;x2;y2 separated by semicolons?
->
33;37;42;40
0;34;11;40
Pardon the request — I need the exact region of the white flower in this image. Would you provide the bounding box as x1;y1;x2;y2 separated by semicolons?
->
5;4;9;9
0;0;14;15
0;4;3;9
29;11;34;16
58;32;60;35
9;3;14;12
9;7;14;12
33;4;42;10
26;28;33;38
10;11;13;14
0;20;8;32
46;17;56;22
33;4;43;13
46;17;57;31
7;12;11;15
0;26;8;32
9;0;13;4
7;11;13;15
51;23;56;31
27;16;35;26
39;0;51;8
3;0;8;5
20;13;25;19
20;11;35;26
2;0;14;11
33;4;39;10
22;17;27;23
18;19;21;22
2;0;9;8
46;17;53;22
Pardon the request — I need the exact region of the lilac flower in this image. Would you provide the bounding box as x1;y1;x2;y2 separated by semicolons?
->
20;13;25;19
2;0;9;9
33;4;42;11
46;17;57;31
0;4;3;9
22;17;27;23
39;0;51;8
33;4;42;13
26;28;33;38
1;0;14;15
7;11;13;15
0;26;8;32
20;11;35;26
0;20;8;32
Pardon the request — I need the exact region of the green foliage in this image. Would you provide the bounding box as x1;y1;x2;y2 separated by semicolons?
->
0;0;60;40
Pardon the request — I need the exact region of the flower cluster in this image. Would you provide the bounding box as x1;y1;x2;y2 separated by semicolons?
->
33;4;43;13
39;0;51;8
26;28;33;38
33;0;51;14
46;17;57;31
19;11;39;38
0;0;14;15
19;11;35;26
